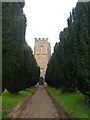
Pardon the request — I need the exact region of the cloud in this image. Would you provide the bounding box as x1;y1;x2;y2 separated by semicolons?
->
23;0;78;53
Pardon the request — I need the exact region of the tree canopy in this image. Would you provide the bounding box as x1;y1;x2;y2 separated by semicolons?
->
45;2;90;103
2;2;40;93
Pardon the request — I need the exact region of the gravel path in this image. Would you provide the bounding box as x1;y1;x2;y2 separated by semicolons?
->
8;85;71;118
19;85;59;118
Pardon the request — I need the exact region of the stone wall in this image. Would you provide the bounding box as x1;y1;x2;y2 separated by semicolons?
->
34;38;51;78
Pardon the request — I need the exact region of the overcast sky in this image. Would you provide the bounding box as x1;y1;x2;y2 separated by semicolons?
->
23;0;78;53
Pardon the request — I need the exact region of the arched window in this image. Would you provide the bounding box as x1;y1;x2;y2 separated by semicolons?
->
40;45;43;52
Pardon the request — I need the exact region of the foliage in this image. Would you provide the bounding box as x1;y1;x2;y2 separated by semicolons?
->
2;2;40;93
22;44;40;88
45;2;90;102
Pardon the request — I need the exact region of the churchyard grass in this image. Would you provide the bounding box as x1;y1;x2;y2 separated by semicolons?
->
2;86;36;118
47;86;90;118
0;96;2;119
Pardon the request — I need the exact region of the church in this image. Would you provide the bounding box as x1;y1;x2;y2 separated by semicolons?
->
34;38;51;80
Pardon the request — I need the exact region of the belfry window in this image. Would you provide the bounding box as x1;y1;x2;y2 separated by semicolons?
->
40;45;43;52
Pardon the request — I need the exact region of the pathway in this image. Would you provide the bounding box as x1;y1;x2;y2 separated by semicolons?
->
8;85;71;118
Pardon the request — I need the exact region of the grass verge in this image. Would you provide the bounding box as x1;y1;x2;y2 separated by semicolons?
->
47;86;90;118
1;86;36;118
0;96;2;119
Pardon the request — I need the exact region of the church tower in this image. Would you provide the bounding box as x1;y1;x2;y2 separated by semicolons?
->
34;38;51;79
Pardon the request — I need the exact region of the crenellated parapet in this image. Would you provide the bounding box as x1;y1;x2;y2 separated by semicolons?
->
35;38;49;41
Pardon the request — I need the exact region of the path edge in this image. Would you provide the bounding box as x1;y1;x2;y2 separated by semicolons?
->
45;86;75;118
6;86;37;118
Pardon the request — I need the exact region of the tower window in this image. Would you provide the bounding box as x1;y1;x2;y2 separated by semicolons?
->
40;45;43;52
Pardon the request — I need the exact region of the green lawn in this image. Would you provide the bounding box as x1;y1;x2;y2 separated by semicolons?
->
47;86;90;118
0;96;2;120
1;86;36;118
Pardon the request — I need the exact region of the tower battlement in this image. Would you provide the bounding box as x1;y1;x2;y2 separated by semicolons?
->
35;38;48;41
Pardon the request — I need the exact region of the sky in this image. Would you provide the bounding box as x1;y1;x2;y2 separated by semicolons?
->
23;0;78;53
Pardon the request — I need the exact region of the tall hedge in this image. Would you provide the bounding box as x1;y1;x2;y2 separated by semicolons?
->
2;2;40;93
45;2;90;103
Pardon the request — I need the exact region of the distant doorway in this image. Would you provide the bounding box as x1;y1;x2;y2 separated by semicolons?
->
39;77;44;85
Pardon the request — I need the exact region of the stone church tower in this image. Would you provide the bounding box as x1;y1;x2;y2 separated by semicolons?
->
34;38;51;79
